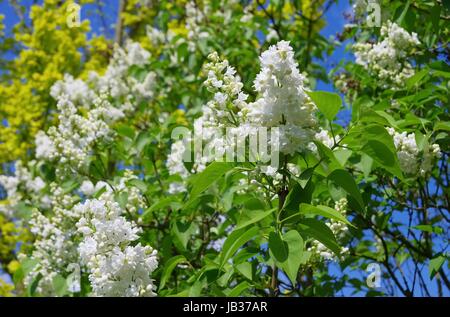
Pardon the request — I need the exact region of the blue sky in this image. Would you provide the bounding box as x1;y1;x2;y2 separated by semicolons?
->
0;0;447;297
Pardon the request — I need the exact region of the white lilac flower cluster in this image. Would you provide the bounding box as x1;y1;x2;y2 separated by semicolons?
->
35;131;56;159
166;41;318;192
166;135;212;194
334;73;349;94
260;163;300;183
50;74;95;107
167;140;191;180
266;29;279;42
167;140;191;194
307;198;349;262
240;3;255;23
146;26;166;46
88;41;155;100
352;0;368;18
16;41;158;296
146;25;183;68
40;95;115;171
387;127;441;176
0;161;47;217
241;41;317;155
22;169;151;297
116;171;146;214
315;129;336;148
201;51;249;128
185;1;242;52
23;183;81;295
197;51;249;160
166;50;249;193
50;42;154;104
307;128;338;153
352;0;379;19
75;198;158;297
80;172;145;214
36;42;155;172
353;21;420;88
185;1;209;51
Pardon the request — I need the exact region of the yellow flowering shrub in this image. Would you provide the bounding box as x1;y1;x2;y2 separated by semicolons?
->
0;278;15;297
0;1;110;293
0;214;32;273
0;0;110;165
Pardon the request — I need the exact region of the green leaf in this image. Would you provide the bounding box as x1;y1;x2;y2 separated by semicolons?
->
135;132;153;153
314;141;342;172
269;230;304;286
395;0;411;26
93;184;108;199
333;149;352;166
297;167;314;189
360;109;390;126
327;181;346;204
15;202;33;220
53;274;68;297
398;113;429;129
143;197;181;219
177;42;189;61
307;91;342;121
61;180;78;194
283;182;302;213
236;208;275;229
429;255;446;279
28;273;43;297
298;218;341;255
281;230;304;286
328;169;364;212
160;255;188;289
217;268;234;288
413;225;443;235
435;122;450;132
406;68;428;90
362;140;403;179
12;269;23;285
21;258;38;276
226;281;250;297
171;221;196;250
364;124;398;153
128;65;147;81
352;95;374;121
116;124;135;139
126;179;148;192
220;226;259;269
115;191;129;210
299;203;352;226
359;154;373;178
345;124;398;154
188;162;235;200
269;232;288;262
242;197;266;210
374;111;398;128
13;257;38;284
235;262;253;280
188;280;204;297
182;193;214;212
